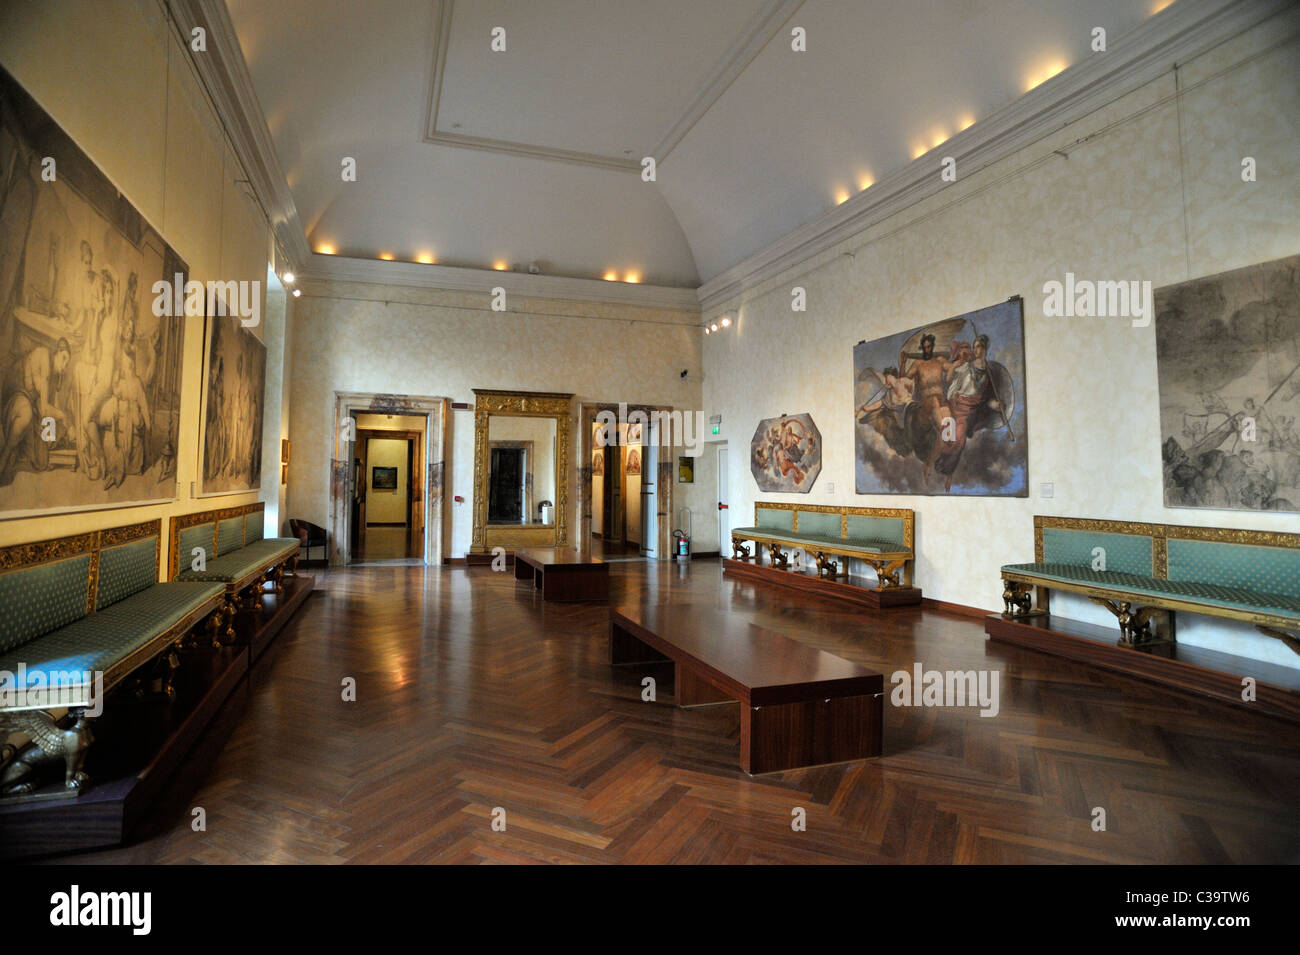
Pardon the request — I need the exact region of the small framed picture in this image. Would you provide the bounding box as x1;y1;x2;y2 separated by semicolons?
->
677;455;694;483
281;438;291;463
280;463;288;485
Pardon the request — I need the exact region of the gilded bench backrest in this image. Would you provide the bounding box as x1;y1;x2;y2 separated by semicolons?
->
754;503;913;551
0;522;160;654
168;502;266;580
1034;517;1300;593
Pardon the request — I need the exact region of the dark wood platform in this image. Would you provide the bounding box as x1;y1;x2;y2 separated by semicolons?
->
985;611;1300;724
0;575;315;859
722;555;922;608
515;548;609;602
611;603;883;774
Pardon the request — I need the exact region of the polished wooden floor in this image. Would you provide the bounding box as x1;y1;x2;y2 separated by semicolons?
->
49;559;1300;864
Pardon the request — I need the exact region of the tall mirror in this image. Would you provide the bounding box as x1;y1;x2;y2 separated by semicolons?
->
472;389;572;552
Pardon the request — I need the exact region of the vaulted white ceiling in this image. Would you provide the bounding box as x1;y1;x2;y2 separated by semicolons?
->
225;0;1171;290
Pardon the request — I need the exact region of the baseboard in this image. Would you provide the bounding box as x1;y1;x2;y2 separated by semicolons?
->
690;550;721;560
365;522;408;527
921;597;992;620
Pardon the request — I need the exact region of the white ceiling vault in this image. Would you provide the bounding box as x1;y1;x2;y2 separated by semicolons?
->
202;0;1282;304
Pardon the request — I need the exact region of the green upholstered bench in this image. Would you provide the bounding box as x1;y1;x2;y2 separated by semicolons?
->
0;521;225;796
730;503;915;590
1000;516;1300;654
169;503;300;637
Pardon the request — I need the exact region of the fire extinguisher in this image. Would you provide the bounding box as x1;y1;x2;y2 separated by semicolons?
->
673;507;691;560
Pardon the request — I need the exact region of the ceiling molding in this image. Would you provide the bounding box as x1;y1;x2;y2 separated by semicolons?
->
420;0;805;172
652;0;805;164
166;0;312;271
297;254;702;312
696;0;1294;311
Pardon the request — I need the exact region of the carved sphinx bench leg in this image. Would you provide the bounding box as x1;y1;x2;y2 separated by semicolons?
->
0;708;94;797
125;642;182;702
1093;597;1175;648
814;551;839;578
731;538;752;561
1001;579;1039;616
769;542;789;570
265;563;284;597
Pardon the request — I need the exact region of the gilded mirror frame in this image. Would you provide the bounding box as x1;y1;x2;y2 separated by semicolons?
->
472;389;573;551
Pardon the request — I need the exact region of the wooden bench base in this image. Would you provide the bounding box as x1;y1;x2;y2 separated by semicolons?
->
515;548;609;602
610;610;882;774
723;556;921;609
986;611;1300;724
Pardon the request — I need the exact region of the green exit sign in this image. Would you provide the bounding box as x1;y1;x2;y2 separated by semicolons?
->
711;425;719;435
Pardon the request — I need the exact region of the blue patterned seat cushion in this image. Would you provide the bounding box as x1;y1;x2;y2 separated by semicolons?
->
1002;562;1300;622
0;582;223;691
177;538;298;584
732;528;909;555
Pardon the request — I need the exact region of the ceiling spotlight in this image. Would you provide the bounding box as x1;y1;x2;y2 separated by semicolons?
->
710;323;718;332
282;271;295;284
416;252;435;264
603;270;618;281
378;252;394;261
720;317;732;328
292;288;301;297
704;327;711;335
493;261;508;271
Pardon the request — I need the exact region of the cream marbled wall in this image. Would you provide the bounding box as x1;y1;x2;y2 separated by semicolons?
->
0;0;278;573
701;15;1300;666
286;280;702;556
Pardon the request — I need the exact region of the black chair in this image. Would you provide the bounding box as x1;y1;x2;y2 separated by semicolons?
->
288;519;328;563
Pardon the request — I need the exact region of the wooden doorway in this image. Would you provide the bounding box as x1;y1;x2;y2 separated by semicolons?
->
352;425;424;562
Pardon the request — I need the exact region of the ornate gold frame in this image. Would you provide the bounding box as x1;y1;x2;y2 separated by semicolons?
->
471;389;573;551
167;502;265;580
0;520;160;616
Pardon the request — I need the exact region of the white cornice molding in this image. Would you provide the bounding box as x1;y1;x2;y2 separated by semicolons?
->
166;0;312;271
695;0;1294;311
297;254;702;312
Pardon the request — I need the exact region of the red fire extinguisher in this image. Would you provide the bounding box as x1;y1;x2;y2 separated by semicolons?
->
673;507;691;560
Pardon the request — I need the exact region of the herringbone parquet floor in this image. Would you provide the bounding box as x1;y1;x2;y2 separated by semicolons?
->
50;560;1300;863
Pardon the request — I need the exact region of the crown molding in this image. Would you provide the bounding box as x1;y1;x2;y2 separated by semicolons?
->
652;0;805;163
297;254;702;312
696;0;1294;311
166;0;312;271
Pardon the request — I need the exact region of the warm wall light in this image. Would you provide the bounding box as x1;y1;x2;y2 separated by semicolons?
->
1024;58;1068;92
911;144;928;159
282;271;295;284
603;270;618;281
1150;0;1174;12
624;270;641;283
834;188;850;205
316;243;336;255
957;114;976;132
493;261;508;271
416;252;435;264
857;175;874;191
931;129;949;149
378;252;394;261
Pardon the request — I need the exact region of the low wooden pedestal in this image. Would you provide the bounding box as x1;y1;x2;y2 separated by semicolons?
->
722;556;921;609
986;611;1300;724
611;606;882;774
515;548;609;602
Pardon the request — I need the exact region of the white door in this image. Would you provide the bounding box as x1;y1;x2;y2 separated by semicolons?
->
641;418;658;557
716;442;729;554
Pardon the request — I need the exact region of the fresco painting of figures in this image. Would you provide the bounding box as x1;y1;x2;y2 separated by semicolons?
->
200;312;266;495
1156;254;1300;512
853;299;1028;496
0;67;185;518
750;413;822;492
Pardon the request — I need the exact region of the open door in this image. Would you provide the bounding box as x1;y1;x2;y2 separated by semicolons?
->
641;418;658;557
716;442;729;555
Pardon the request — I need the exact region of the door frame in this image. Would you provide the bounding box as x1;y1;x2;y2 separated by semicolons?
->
354;427;425;558
330;392;450;566
577;401;674;559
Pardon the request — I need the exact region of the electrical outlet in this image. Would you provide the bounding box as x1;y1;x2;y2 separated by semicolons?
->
1040;482;1054;499
827;482;835;494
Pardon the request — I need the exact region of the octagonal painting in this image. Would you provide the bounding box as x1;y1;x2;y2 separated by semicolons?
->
750;413;822;492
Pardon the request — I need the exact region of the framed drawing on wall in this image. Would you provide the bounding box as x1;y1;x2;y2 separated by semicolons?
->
372;466;398;490
198;304;266;495
1156;254;1300;512
0;66;188;519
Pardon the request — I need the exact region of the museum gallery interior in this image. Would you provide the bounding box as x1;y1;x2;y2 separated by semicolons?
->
0;0;1297;867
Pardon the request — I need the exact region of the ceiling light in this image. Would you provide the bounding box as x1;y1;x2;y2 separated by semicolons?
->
834;188;850;205
931;130;949;149
625;270;641;283
281;271;295;284
416;252;435;264
911;144;927;159
704;327;711;335
1024;58;1068;92
720;317;732;328
957;115;975;132
857;175;874;191
493;261;508;271
378;252;394;261
603;270;618;281
710;323;718;332
292;289;301;297
316;243;336;255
